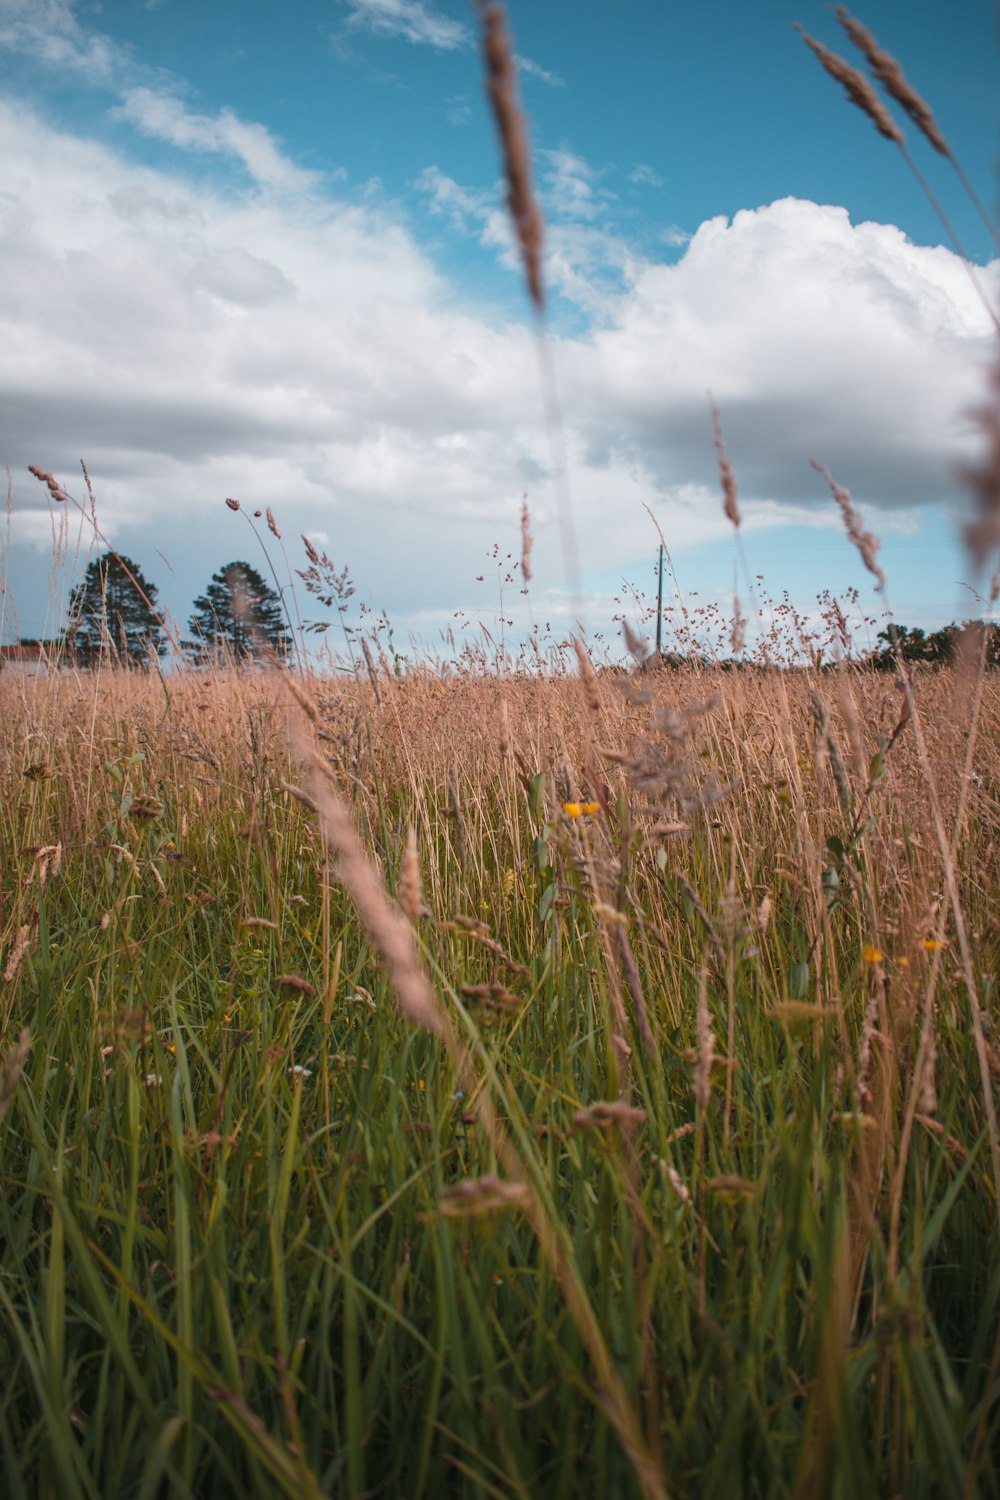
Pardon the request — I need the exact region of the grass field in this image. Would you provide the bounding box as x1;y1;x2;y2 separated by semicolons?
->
3;4;1000;1494
1;648;998;1497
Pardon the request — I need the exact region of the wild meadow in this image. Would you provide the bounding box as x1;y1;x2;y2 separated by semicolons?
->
1;639;998;1498
2;6;1000;1498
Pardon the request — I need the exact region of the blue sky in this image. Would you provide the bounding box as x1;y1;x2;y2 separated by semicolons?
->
0;0;997;659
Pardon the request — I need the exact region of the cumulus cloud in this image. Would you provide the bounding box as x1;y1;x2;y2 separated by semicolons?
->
0;92;993;639
568;199;996;510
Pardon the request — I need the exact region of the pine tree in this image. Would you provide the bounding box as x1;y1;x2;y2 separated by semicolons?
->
65;553;165;667
187;561;290;662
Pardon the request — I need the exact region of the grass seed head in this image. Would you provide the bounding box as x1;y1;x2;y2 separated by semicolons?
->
712;404;741;529
398;826;425;920
479;3;545;312
520;497;533;582
3;925;31;983
811;460;886;590
796;26;904;146
835;7;949;156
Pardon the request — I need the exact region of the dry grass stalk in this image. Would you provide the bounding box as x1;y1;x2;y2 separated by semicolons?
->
918;1032;938;1117
478;3;545;312
572;636;601;715
731;594;746;656
360;637;383;707
573;1100;648;1134
856;988;879;1111
711;405;740;528
615;926;654;1049
435;1175;532;1218
397;826;424;920
810;460;885;590
3;926;31;983
694;967;715;1113
834;7;948;156
274;975;317;996
962;356;1000;571
266;507;282;540
284;725;444;1036
460;982;523;1012
795;27;903;145
498;695;510;757
0;1027;30;1122
520;497;533;582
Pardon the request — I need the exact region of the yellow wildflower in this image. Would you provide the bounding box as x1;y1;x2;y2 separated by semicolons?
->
562;802;581;819
921;938;947;952
581;801;601;816
863;944;884;964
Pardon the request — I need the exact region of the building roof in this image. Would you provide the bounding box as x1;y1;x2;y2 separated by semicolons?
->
1;643;47;661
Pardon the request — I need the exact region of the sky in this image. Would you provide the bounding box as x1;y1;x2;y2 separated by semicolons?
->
0;0;997;661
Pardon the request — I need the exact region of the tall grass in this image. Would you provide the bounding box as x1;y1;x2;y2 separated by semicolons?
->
1;649;998;1497
3;5;1000;1494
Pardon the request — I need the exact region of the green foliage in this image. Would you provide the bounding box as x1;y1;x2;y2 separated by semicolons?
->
187;561;291;662
64;552;165;667
869;620;1000;669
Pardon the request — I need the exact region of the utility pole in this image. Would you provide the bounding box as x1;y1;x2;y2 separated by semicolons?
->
655;543;664;659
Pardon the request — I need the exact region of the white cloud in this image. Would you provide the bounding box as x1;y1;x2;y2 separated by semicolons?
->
335;0;561;87
0;97;993;636
0;0;136;84
516;55;564;89
339;0;470;52
114;87;321;193
567;198;996;510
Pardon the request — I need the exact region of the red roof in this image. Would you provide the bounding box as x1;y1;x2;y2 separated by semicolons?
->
1;644;46;661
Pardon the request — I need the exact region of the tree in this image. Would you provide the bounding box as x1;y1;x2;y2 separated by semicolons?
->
187;561;290;662
65;553;165;667
869;621;999;670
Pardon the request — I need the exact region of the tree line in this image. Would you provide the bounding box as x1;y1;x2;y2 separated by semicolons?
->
49;553;291;666
10;549;998;670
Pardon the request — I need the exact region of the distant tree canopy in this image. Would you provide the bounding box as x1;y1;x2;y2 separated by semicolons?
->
869;621;1000;670
65;553;165;667
187;561;290;662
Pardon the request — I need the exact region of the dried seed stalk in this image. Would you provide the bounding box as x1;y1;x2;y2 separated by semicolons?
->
711;404;740;528
520;497;533;582
397;827;424;920
479;3;545;311
835;7;947;155
796;27;903;145
811;460;885;590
